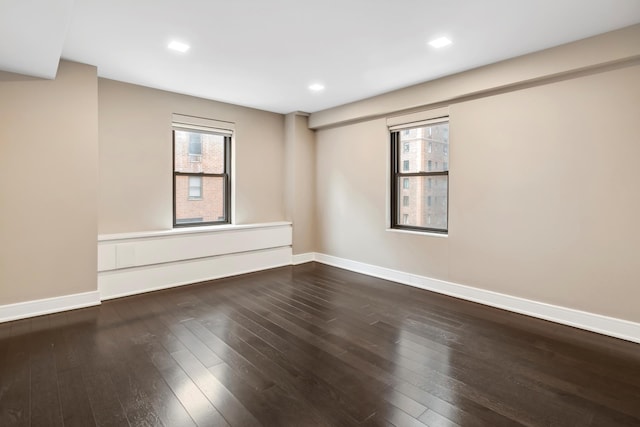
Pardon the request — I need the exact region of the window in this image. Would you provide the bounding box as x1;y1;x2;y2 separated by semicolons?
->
188;133;203;162
390;119;449;233
403;142;410;153
188;176;202;199
173;127;231;226
188;134;202;154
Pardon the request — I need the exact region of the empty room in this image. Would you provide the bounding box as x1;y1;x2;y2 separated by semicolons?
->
1;0;640;426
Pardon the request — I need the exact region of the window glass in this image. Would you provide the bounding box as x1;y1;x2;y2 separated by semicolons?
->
175;130;225;174
175;176;225;224
398;123;449;173
395;176;448;230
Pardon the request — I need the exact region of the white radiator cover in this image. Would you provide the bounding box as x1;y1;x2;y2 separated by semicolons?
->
98;222;292;300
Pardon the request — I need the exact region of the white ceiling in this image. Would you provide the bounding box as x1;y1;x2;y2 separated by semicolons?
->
2;0;640;113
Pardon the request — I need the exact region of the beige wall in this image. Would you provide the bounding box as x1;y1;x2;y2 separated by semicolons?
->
98;79;285;234
315;62;640;323
284;113;316;254
0;61;98;305
449;65;640;321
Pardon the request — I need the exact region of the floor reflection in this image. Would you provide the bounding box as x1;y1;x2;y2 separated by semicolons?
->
2;264;639;426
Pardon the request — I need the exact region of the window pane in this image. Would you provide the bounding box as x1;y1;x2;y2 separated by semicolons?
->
175;130;225;174
188;176;202;199
189;133;202;154
397;176;448;230
399;122;449;173
175;175;226;224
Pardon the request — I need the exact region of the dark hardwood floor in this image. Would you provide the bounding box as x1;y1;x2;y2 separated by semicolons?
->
1;262;639;426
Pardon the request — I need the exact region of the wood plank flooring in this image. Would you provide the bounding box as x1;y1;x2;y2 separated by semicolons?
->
1;262;639;426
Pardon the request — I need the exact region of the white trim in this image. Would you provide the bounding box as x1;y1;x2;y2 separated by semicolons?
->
312;253;640;344
0;291;101;323
100;247;291;300
98;221;292;242
292;253;316;265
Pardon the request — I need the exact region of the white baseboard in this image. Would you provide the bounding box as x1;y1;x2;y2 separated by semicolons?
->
312;252;640;344
100;246;292;300
0;291;101;323
292;252;316;265
6;249;638;345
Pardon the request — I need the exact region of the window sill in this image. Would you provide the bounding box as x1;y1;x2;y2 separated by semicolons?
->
385;228;448;238
99;221;292;242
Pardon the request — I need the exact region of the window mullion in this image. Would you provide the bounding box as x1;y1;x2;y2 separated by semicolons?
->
175;172;226;178
396;172;448;177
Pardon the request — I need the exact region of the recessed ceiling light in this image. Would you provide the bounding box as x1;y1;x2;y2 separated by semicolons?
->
168;41;190;53
308;83;325;92
428;37;452;49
